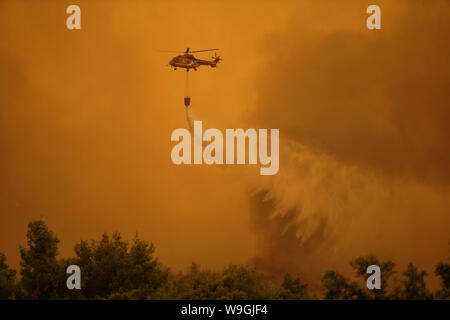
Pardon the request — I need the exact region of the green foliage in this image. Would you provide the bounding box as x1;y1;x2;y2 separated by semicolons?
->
167;262;221;299
2;219;449;300
399;263;433;300
279;274;309;299
434;244;450;300
434;262;450;299
0;253;17;299
221;265;260;299
19;219;61;299
72;232;168;299
321;270;368;300
164;263;281;300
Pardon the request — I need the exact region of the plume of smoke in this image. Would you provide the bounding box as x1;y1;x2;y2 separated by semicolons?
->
249;139;381;245
246;137;450;284
243;0;450;282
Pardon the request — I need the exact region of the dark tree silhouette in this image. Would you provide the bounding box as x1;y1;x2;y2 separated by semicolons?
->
19;219;61;299
399;263;433;300
72;232;168;299
0;253;16;299
321;270;368;300
435;262;450;299
2;219;448;300
279;273;309;299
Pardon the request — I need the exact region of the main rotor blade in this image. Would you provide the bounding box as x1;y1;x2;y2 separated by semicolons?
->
189;49;219;53
157;50;185;53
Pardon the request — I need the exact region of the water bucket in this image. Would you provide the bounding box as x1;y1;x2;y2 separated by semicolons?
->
184;96;191;107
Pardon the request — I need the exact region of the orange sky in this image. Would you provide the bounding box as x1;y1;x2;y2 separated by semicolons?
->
1;0;449;289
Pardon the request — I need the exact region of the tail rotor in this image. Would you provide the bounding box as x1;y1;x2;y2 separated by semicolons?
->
212;52;222;66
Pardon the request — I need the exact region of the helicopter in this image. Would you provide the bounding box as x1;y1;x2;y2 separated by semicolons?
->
163;48;222;72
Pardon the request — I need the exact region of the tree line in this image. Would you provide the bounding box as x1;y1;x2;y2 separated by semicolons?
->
0;219;449;300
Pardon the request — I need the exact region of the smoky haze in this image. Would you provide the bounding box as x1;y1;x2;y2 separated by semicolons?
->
246;0;450;286
0;0;449;289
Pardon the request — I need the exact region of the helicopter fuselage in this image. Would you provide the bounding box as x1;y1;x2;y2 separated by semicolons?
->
169;54;219;71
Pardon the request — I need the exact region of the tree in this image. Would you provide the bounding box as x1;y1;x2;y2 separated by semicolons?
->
350;254;395;299
434;242;450;300
73;232;168;299
0;253;17;299
221;265;258;299
434;262;450;299
321;270;368;300
165;263;281;300
167;262;221;299
19;219;61;299
278;273;309;299
400;263;433;299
